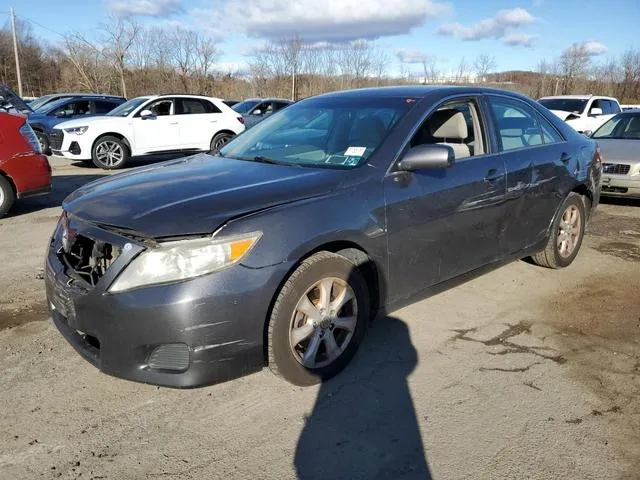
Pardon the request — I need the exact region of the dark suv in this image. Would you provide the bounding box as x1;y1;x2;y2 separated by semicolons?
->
28;95;125;153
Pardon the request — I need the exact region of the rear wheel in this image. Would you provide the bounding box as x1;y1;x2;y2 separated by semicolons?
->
92;136;130;170
268;252;370;386
209;132;233;154
0;176;15;217
531;193;585;269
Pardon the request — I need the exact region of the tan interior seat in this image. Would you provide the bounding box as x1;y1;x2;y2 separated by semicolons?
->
429;109;471;159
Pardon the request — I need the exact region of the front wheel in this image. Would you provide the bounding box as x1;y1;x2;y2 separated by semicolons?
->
268;252;370;386
92;136;130;170
0;175;16;217
209;132;233;154
530;193;586;269
35;131;50;155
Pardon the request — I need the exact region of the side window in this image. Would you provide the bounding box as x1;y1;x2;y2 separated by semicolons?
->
589;99;603;116
177;98;221;114
274;102;290;111
623;116;640;139
74;100;91;115
94;100;118;114
537;114;564;144
489;96;543;151
53;102;75;117
147;99;173;116
606;100;621;114
409;99;485;160
600;100;612;115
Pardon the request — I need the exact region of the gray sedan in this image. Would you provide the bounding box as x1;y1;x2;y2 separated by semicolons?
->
592;110;640;197
232;98;292;129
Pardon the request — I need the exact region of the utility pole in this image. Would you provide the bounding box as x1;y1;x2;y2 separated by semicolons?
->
10;8;23;97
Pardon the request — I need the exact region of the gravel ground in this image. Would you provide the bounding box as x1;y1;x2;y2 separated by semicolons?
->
0;157;638;479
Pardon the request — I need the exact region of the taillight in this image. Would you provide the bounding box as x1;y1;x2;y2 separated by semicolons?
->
19;122;42;153
594;145;602;168
237;116;245;125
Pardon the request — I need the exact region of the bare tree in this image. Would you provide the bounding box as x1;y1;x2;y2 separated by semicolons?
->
101;15;139;97
558;43;591;94
474;54;496;83
63;33;105;92
454;57;468;83
422;56;439;84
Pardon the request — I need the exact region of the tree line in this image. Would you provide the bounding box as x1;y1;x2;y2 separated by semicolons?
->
1;16;639;103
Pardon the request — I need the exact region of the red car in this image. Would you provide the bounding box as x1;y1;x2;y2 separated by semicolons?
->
0;86;51;216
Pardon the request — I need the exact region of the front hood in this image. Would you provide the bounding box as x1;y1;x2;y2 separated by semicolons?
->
597;139;640;163
63;154;348;238
55;116;119;130
550;110;575;121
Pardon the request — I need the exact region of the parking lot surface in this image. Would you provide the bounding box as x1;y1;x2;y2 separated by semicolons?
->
0;157;639;479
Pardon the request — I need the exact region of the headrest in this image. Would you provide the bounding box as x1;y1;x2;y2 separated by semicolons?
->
429;109;468;139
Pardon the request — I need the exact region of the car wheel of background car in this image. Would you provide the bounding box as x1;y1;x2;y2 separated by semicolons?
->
35;131;50;155
268;251;370;386
91;136;130;170
0;175;15;217
531;192;586;269
209;132;233;153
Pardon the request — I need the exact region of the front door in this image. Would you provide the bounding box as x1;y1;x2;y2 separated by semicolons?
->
132;98;180;153
384;97;508;303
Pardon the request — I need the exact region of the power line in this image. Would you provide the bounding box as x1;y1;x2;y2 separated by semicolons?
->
14;12;67;39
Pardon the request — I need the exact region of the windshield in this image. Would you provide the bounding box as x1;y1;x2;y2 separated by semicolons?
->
31;95;63;111
539;98;587;114
107;97;149;117
592;114;640;139
219;96;416;169
232;100;261;114
37;97;72;114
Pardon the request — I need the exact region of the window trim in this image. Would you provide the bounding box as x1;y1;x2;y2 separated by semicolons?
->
134;98;174;117
386;93;495;176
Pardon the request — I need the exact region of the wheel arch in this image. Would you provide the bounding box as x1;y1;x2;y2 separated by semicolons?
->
0;170;18;196
261;240;383;366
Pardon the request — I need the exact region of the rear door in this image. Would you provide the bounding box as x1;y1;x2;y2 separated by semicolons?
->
487;95;571;253
384;95;508;302
175;97;223;150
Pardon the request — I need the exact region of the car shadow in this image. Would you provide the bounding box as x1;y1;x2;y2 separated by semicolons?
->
294;262;432;479
7;173;107;217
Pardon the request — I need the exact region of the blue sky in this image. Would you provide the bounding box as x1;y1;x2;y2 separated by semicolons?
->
6;0;640;75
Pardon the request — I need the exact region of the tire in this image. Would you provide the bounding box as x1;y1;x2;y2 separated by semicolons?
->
0;175;15;217
209;132;233;154
531;193;586;269
35;130;50;155
91;136;130;170
268;251;370;386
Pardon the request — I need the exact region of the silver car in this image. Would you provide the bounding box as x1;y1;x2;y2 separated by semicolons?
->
592;110;640;198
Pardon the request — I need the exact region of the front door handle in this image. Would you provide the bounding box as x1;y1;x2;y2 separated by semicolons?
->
169;121;179;125
484;169;503;183
560;152;572;164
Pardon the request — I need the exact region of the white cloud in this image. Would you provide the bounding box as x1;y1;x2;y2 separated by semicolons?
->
503;33;538;47
195;0;451;43
436;8;536;42
395;48;434;64
582;41;608;56
107;0;183;17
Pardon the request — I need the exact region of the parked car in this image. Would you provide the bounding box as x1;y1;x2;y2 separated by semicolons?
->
591;110;640;198
232;98;293;129
0;88;51;216
538;95;621;134
28;95;126;154
28;93;125;112
51;94;245;169
46;86;600;388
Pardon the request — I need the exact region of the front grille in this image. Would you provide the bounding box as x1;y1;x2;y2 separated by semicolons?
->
58;233;121;287
602;163;630;175
50;130;64;150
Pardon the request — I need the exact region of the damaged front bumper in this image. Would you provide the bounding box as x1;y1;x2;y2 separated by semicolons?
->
45;215;289;388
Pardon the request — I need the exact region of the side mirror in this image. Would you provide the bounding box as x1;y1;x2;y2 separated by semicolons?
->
140;109;154;119
252;109;263;116
398;144;455;171
583;130;593;137
589;107;603;116
54;111;67;117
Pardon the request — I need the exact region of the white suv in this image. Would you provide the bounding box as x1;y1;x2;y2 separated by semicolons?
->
538;95;622;134
51;94;245;169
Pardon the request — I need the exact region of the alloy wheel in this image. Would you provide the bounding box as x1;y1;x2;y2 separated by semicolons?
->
557;204;581;258
289;277;358;369
95;141;124;167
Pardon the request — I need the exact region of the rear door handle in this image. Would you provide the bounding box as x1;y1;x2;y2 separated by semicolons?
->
169;121;179;125
560;153;572;164
484;169;503;183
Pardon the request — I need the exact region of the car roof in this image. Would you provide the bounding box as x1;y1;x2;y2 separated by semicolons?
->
153;94;224;101
242;98;292;103
311;85;534;101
